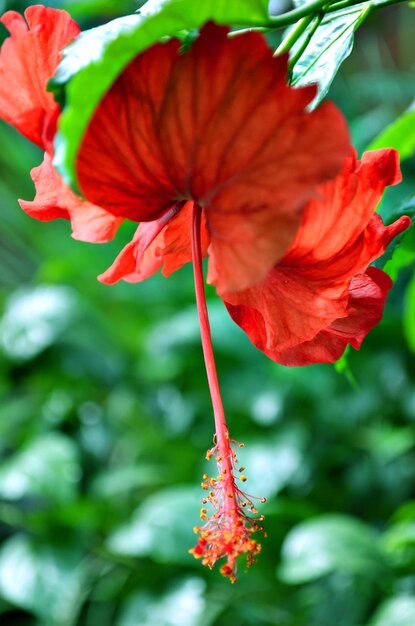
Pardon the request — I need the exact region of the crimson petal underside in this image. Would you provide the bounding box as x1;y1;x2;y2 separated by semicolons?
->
224;149;411;365
0;6;79;150
77;22;351;294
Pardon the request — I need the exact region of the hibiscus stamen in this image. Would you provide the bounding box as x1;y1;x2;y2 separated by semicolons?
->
189;202;266;582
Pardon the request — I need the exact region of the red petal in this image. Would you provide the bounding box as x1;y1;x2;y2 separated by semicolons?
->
226;268;392;366
99;222;164;285
285;149;402;265
77;23;351;293
225;262;350;354
224;149;410;364
99;201;210;284
0;7;79;150
272;268;393;366
20;153;122;243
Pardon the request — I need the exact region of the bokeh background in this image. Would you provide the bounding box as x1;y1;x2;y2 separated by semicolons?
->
1;1;415;625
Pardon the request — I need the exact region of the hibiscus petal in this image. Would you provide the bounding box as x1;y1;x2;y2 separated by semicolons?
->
223;150;410;364
99;222;164;285
77;23;351;294
99;201;210;284
224;262;350;354
271;268;393;366
19;153;122;243
225;268;392;366
0;6;79;150
285;149;402;265
19;156;70;222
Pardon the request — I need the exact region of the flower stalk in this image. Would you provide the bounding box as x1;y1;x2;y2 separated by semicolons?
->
189;202;266;582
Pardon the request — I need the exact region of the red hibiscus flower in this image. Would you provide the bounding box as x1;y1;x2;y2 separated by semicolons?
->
1;6;409;582
76;22;351;294
100;149;410;366
0;5;121;243
0;5;79;150
224;149;411;365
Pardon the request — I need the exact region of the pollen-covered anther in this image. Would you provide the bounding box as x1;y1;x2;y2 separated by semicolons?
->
191;437;266;582
191;515;263;583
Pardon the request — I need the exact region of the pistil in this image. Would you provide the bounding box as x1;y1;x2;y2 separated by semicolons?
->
189;202;265;582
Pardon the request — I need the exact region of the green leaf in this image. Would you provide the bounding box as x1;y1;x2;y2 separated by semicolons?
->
381;521;415;568
289;5;371;107
367;107;415;160
0;285;77;360
117;578;206;626
57;0;139;20
106;486;200;563
374;196;415;276
368;596;415;626
279;514;385;584
404;272;415;353
381;228;415;279
0;535;85;625
52;0;273;188
0;433;81;504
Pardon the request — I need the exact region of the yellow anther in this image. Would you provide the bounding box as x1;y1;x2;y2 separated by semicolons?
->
216;456;222;462
240;475;247;482
202;473;209;480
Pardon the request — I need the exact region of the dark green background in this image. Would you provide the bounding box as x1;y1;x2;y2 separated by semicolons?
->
0;2;415;625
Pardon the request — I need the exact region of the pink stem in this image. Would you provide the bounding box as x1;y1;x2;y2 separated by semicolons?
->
191;203;234;492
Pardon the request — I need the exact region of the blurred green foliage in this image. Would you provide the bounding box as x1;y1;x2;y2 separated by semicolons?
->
1;1;415;625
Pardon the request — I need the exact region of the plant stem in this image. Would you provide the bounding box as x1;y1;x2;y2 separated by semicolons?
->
274;14;315;55
232;0;408;32
268;0;343;26
288;10;326;70
326;0;407;12
191;203;232;472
